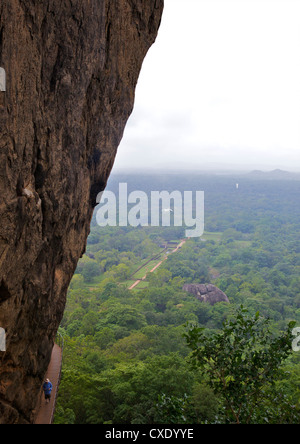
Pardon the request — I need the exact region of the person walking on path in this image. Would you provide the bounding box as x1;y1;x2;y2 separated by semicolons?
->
43;379;53;404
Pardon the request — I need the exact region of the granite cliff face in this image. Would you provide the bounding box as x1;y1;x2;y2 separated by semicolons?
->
0;0;163;424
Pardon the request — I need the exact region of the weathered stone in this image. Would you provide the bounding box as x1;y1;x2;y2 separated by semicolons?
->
183;284;230;306
0;0;164;424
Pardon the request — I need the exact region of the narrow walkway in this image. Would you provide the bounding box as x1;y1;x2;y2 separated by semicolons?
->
34;344;62;425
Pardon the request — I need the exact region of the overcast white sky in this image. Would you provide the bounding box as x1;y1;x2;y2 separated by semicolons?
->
114;0;300;172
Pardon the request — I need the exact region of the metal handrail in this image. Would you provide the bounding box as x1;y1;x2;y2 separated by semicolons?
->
34;332;64;424
49;332;64;424
55;331;64;353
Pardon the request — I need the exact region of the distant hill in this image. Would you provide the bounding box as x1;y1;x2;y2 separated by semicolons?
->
245;169;300;181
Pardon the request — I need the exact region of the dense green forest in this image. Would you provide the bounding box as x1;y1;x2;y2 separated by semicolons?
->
54;172;300;424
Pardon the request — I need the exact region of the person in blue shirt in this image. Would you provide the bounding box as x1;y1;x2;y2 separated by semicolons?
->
43;379;53;404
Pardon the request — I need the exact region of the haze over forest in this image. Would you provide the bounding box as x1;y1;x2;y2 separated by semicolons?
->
114;0;300;173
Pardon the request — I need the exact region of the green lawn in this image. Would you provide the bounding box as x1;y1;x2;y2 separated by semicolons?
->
201;231;223;242
234;240;252;249
132;260;162;280
131;281;150;291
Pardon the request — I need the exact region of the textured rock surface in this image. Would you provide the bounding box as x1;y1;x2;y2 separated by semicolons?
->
183;284;230;306
0;0;163;424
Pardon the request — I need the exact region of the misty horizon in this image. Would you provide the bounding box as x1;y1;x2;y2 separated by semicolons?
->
112;164;300;175
113;0;300;174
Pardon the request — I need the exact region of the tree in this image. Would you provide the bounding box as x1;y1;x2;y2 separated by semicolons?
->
186;383;220;424
154;393;188;424
82;261;100;282
54;406;76;424
69;274;85;289
81;311;100;336
109;263;131;281
97;304;147;331
184;306;296;424
133;239;159;259
147;269;172;287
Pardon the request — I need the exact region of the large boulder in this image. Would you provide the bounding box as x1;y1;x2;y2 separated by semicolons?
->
183;284;230;306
